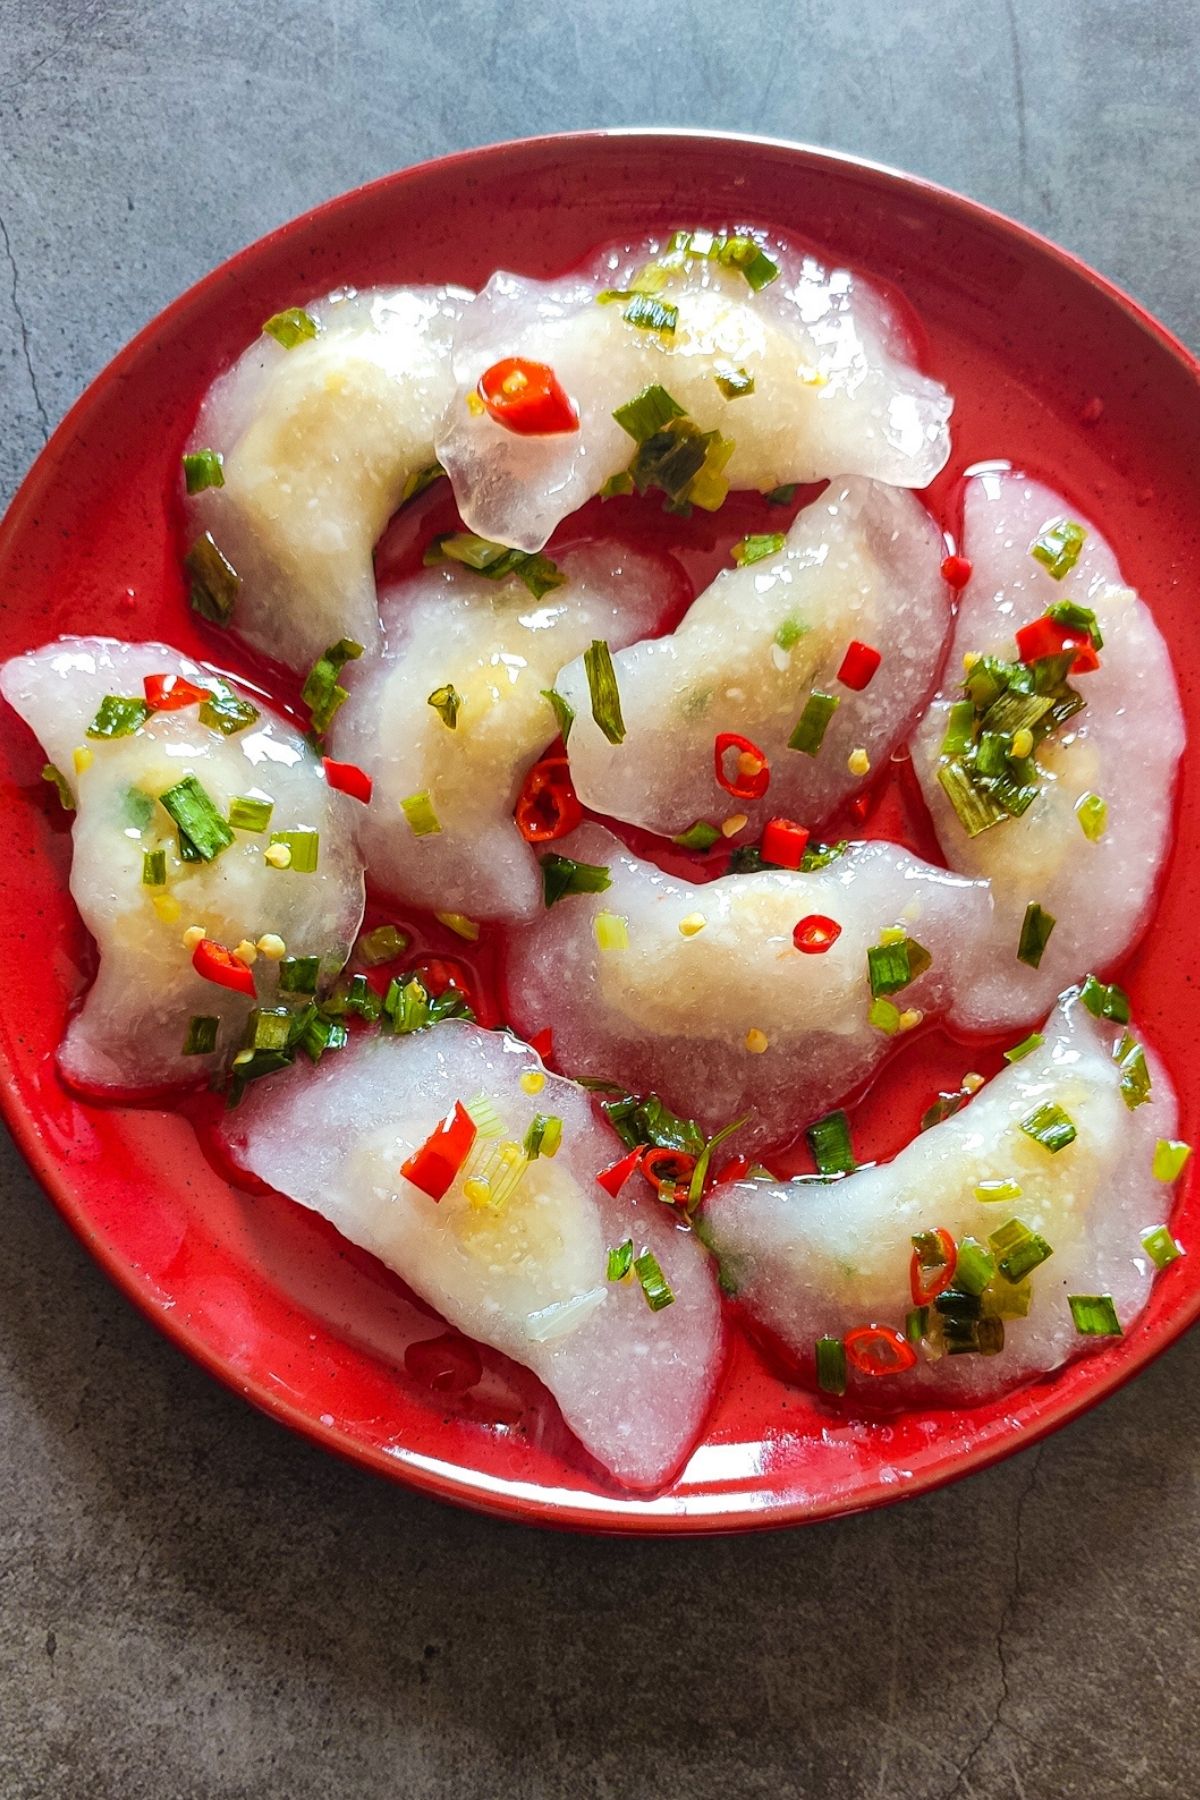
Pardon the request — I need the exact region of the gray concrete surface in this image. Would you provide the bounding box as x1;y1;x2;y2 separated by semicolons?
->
2;2;1198;1795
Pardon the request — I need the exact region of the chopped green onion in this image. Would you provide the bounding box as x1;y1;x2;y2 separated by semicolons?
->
121;788;154;829
141;848;166;887
1141;1225;1182;1269
1017;902;1056;970
920;1090;970;1131
185;532;240;624
401;791;441;837
198;684;259;735
1068;1293;1121;1336
980;688;1052;738
268;829;319;873
594;910;629;952
607;1238;634;1282
401;463;445;503
673;819;721;852
464;1093;504;1139
936;758;1007;837
774;618;807;651
716;235;779;291
583;639;625;745
324;972;382;1023
603;1094;705;1158
815;1336;847;1396
905;1306;929;1346
1116;1035;1152;1110
278;955;319;995
599;470;635;499
766;484;797;506
1020;1100;1077;1154
182;449;224;494
541;688;575;744
686;1113;749;1210
1078;973;1130;1024
1075;791;1108;841
955;1237;996;1296
86;695;149;739
939;700;976;757
731;532;785;568
246;1007;293;1053
228;795;274;832
428;533;566;600
989;1219;1054;1282
301;638;364;735
974;1178;1022;1203
523;1114;563;1160
540;853;612;907
1030;517;1086;580
714;364;754;400
613;384;686;442
182;1015;219;1056
427;685;461;730
298;1010;348;1064
866;936;931;999
868;996;902;1035
158;775;233;861
356;924;409;965
1046;598;1102;648
40;764;75;811
1004;1031;1044;1063
801;839;848;872
633;1248;675;1311
622;292;678;333
263;306;319;348
807;1109;856;1177
1153;1138;1192;1183
434;911;479;943
381;977;431;1034
788;691;840;757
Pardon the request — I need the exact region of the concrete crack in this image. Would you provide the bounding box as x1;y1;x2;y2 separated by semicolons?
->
1;212;50;444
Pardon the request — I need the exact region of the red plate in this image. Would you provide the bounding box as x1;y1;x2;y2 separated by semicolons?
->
1;131;1198;1534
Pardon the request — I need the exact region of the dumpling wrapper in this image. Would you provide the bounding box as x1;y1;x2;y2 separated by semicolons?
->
504;824;992;1155
912;472;1185;1032
702;992;1177;1399
329;543;666;922
185;285;468;672
558;479;949;837
438;233;953;552
0;638;364;1091
222;1019;723;1490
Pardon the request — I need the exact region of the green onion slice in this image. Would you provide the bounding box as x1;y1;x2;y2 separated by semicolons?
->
263;306;319;348
937;758;1008;837
141;848;167;887
807;1109;856;1177
607;1238;634;1282
1017;902;1056;970
989;1219;1055;1282
1078;973;1130;1024
401;463;445;503
185;532;240;625
301;638;364;735
1003;1032;1044;1063
955;1237;996;1297
426;532;566;602
523;1114;563;1160
974;1178;1022;1203
766;484;797;506
583;639;625;745
622;293;678;333
269;830;319;873
182;449;225;494
539;853;612;908
356;924;409;966
1075;791;1108;841
714;364;755;400
1153;1138;1192;1183
400;791;441;837
41;764;75;810
1068;1293;1121;1336
602;1094;705;1158
866;936;932;999
774;617;807;651
1141;1225;1182;1270
198;683;259;736
427;684;461;730
732;532;785;568
686;1113;749;1210
1115;1033;1152;1110
673;819;721;852
541;688;575;745
788;691;840;757
278;955;320;994
815;1336;847;1396
86;695;149;740
1030;517;1086;580
299;1010;348;1064
228;795;274;833
939;700;976;758
633;1249;675;1311
1019;1100;1077;1154
182;1015;219;1056
612;383;686;443
1046;598;1102;647
158;775;233;861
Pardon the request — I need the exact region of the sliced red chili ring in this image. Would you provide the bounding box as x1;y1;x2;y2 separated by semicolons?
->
715;1155;752;1186
844;1324;918;1377
412;956;471;1002
641;1146;697;1200
793;914;842;954
144;673;211;711
761;817;810;870
596;1145;643;1198
714;731;770;800
849;793;871;824
322;756;373;803
404;1332;483;1395
528;1026;554;1063
400;1100;478;1201
478;357;580;436
940;553;973;590
192;938;256;997
836;639;882;691
910;1227;958;1305
1014;615;1100;673
514;755;583;843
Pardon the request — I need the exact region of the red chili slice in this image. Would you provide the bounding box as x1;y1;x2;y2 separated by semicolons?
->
478;357;580;436
793;914;842;954
762;817;810;870
849;793;871;824
144;673;211;711
715;1155;752;1186
400;1100;478;1201
642;1146;697;1200
910;1227;958;1305
714;731;770;800
844;1324;918;1377
404;1332;483;1395
412;957;471;1003
528;1026;554;1063
836;640;882;692
514;755;583;843
1014;615;1100;673
322;756;373;804
940;553;973;590
192;938;256;997
596;1145;643;1198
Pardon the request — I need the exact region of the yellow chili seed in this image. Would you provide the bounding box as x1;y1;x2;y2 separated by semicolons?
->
898;1008;923;1032
152;894;181;924
880;925;907;945
678;912;707;938
721;813;749;838
520;1070;545;1095
181;924;206;951
256;933;287;960
264;843;292;869
1011;727;1034;760
847;747;870;777
466;391;485;416
962;1071;985;1094
745;1028;769;1055
72;745;93;774
233;939;258;966
963;651;981;672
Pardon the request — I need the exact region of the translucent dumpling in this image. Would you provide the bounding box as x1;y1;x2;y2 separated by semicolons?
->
0;638;364;1090
222;1018;723;1489
558;479;949;838
437;231;953;552
329;542;666;922
184;285;468;672
701;990;1179;1398
504;824;992;1154
912;472;1184;1032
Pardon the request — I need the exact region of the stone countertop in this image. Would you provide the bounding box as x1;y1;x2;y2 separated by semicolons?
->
2;3;1198;1795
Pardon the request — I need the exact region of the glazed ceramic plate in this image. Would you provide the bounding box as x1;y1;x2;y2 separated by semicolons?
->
2;132;1198;1534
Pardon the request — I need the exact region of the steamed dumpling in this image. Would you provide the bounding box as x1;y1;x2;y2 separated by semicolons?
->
558;479;948;837
702;991;1178;1398
184;285;468;672
912;473;1184;1032
222;1019;723;1490
0;638;364;1090
504;824;992;1154
438;231;953;552
329;543;666;922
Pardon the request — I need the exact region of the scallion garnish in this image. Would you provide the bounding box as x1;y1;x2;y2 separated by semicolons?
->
1030;517;1086;580
673;819;721;852
40;764;75;811
1003;1031;1044;1063
1068;1293;1121;1335
268;829;319;873
599;470;635;499
301;638;364;735
381;977;430;1034
263;306;319;348
539;853;612;907
1141;1225;1182;1270
866;936;932;999
185;532;240;624
323;972;382;1023
1017;902;1056;970
298;1009;348;1064
766;484;797;505
602;1093;705;1158
714;364;754;400
607;1239;634;1283
936;758;1007;836
356;924;409;966
278;955;320;994
1075;791;1108;841
954;1237;996;1297
1078;973;1130;1024
989;1219;1054;1282
905;1306;929;1345
788;691;840;757
583;639;626;745
594;911;629;952
427;532;566;600
400;791;441;837
158;775;234;862
774;618;807;651
633;1248;675;1311
920;1089;970;1130
142;848;166;887
731;533;785;568
182;1015;219;1056
815;1335;847;1396
974;1178;1022;1203
939;701;976;758
427;684;461;730
1115;1033;1152;1110
182;449;225;494
1046;598;1102;647
198;683;259;735
612;384;686;443
715;234;779;290
622;292;678;333
1153;1138;1192;1183
523;1114;563;1160
228;795;274;833
868;997;901;1035
86;694;149;740
401;463;445;503
1019;1100;1077;1154
124;786;155;829
686;1113;749;1210
807;1109;856;1177
541;688;575;744
801;839;848;872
